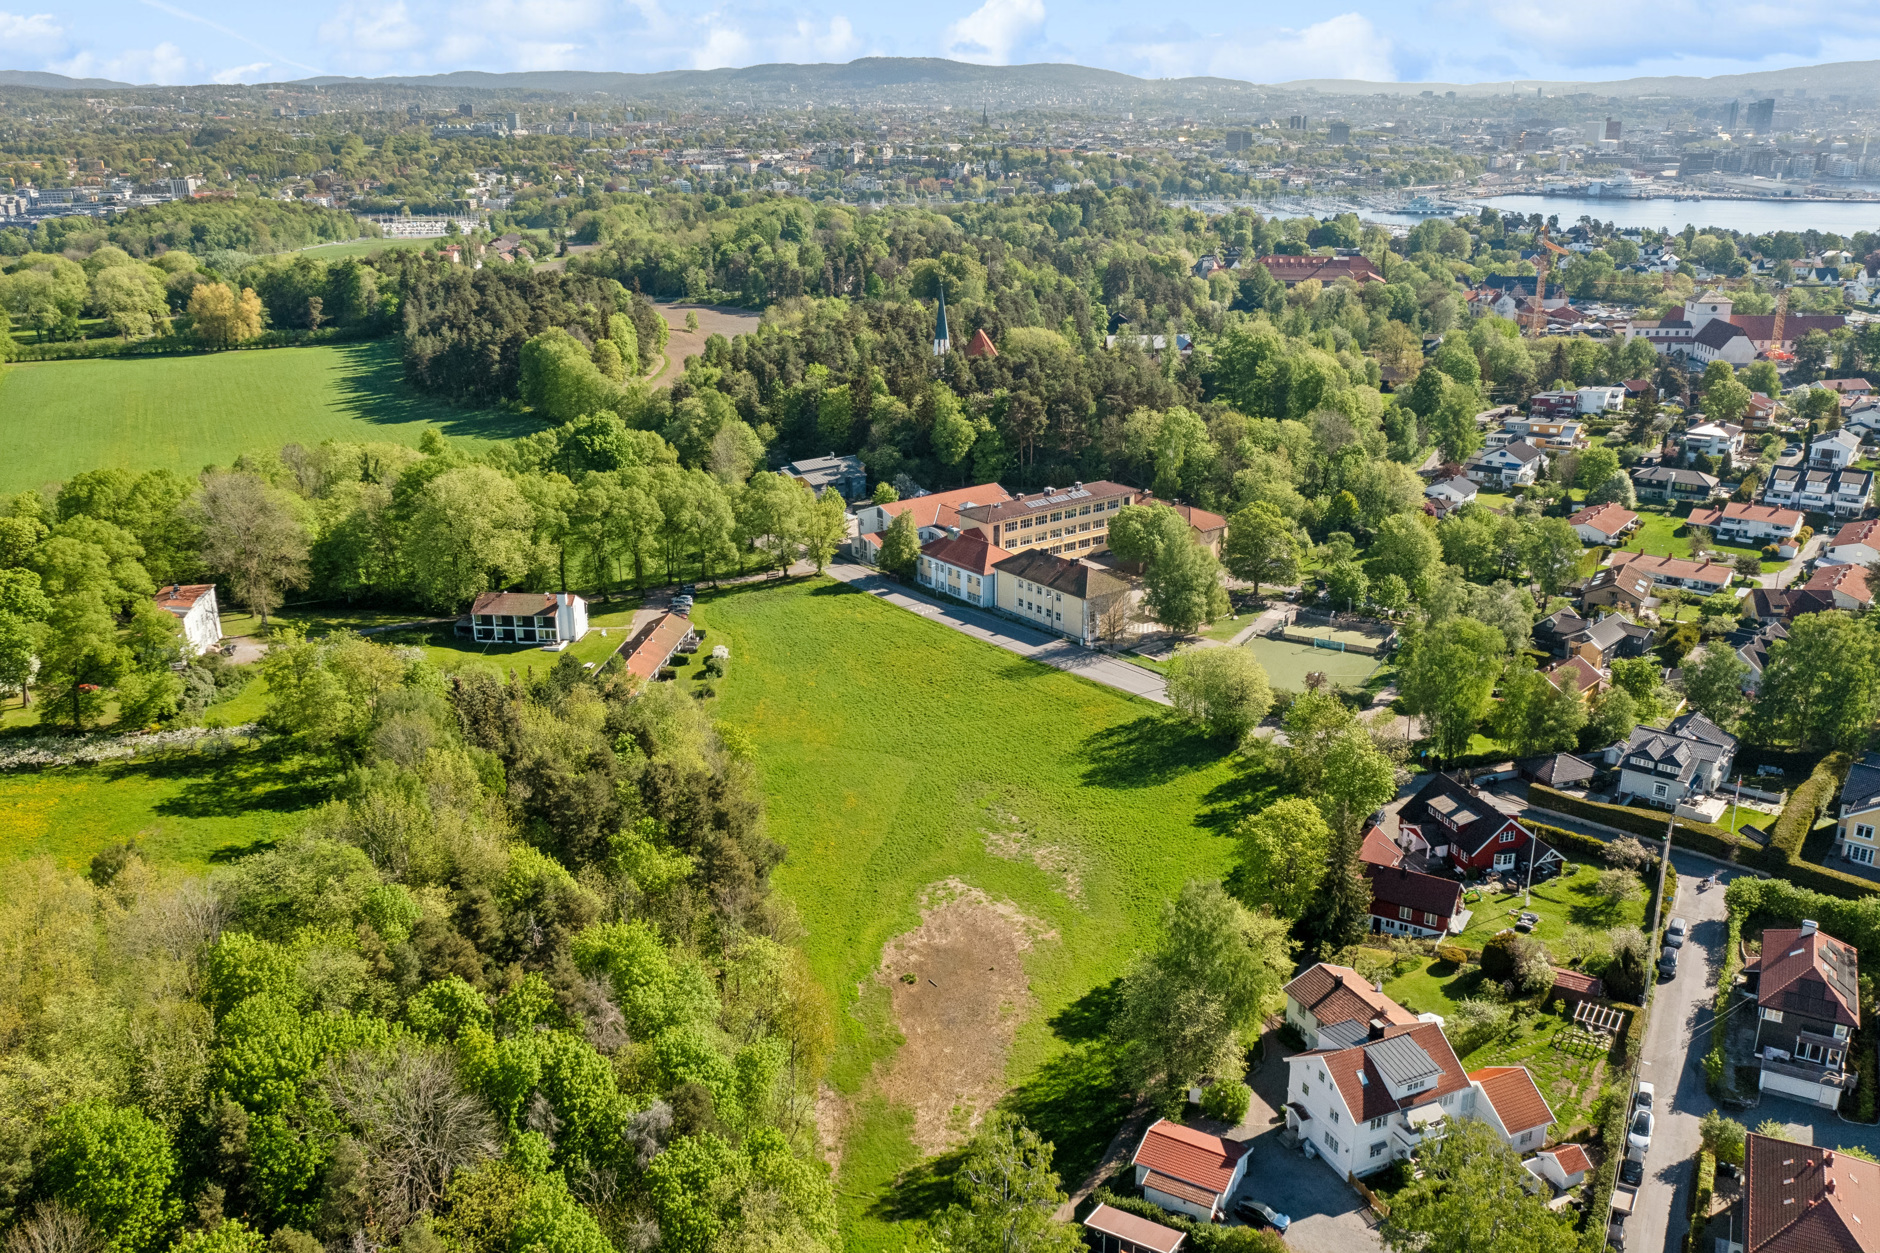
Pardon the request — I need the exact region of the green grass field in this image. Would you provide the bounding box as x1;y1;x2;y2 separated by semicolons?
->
0;340;537;493
1245;636;1380;690
1622;509;1784;573
702;577;1265;1251
293;238;439;260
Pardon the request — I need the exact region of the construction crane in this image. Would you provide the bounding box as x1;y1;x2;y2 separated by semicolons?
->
1770;284;1789;358
1525;228;1572;337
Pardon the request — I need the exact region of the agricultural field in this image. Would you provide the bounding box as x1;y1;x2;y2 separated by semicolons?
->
292;237;440;260
702;576;1262;1250
0;340;536;493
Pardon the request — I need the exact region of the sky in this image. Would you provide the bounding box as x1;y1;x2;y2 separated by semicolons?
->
5;0;1880;88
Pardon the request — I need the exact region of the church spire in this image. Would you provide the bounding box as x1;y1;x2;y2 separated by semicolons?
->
932;286;950;356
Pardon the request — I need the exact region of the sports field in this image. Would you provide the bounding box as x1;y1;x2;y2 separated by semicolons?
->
1245;635;1380;689
0;340;536;493
703;576;1265;1251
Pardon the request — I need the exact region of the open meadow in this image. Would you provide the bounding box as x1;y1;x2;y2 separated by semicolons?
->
700;576;1266;1251
0;340;535;493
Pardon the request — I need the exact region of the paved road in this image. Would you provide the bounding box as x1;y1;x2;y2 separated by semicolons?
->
1634;852;1743;1253
825;562;1171;705
1757;533;1822;590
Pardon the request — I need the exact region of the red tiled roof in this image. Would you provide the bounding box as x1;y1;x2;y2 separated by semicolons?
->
1470;1066;1555;1136
1687;507;1723;529
1545;1143;1594;1176
920;531;1010;575
1131;1120;1249;1198
1083;1204;1184;1253
1832;519;1880;549
1745;1133;1880;1253
875;483;1015;530
1807;563;1873;607
1568;502;1638;534
1255;254;1385;284
957;480;1137;526
965;328;999;359
155;583;216;612
1308;1021;1471;1123
1283;963;1416;1032
622;612;691;681
1142;1170;1221;1210
1749;927;1860;1029
1722;501;1803;528
1551;967;1604;999
1608;551;1734;586
1543;655;1606;695
1358;825;1402;867
472;590;560;617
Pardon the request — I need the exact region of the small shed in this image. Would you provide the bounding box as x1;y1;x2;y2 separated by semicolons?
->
1083;1203;1185;1253
1526;1143;1594;1190
1521;752;1598;790
1550;967;1606;1006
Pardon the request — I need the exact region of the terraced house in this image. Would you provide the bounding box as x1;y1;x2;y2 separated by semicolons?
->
957;480;1139;556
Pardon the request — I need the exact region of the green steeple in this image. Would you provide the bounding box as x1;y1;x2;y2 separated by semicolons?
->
933;287;950;356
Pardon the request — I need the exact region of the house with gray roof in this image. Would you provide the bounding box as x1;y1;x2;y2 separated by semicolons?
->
783;453;868;500
1464;440;1548;487
1764;463;1875;517
1834;752;1880;869
1602;710;1738;806
1632;465;1719;504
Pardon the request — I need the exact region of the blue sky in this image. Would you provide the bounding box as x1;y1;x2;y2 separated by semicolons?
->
4;0;1878;88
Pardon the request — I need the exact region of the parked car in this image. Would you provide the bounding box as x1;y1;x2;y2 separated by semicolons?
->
1619;1158;1643;1187
1658;947;1679;979
1634;1081;1654;1113
1233;1201;1289;1233
1666;918;1689;948
1628;1109;1654;1159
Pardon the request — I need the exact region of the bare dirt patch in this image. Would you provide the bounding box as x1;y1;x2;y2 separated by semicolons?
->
814;1082;851;1173
980;807;1083;902
650;303;763;389
872;879;1053;1155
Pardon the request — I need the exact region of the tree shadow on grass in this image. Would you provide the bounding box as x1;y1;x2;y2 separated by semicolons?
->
142;742;336;821
325;341;540;440
1001;1040;1133;1184
870;1145;970;1224
1048;978;1126;1043
1078;714;1222;789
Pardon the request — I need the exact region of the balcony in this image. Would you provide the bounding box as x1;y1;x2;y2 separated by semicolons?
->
1760;1055;1856;1090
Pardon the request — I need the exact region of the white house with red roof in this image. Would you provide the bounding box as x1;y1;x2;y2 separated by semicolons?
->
917;530;1009;608
154;583;223;656
1803;563;1873;611
1824;518;1880;568
1128;1119;1250;1221
1282;962;1419;1049
467;591;589;648
1285;1021;1556;1179
1685;501;1804;548
847;483;1014;562
1568;502;1639;546
1526;1142;1593;1190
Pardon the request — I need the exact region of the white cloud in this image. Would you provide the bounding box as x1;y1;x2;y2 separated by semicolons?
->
1444;0;1880;74
0;10;62;53
774;16;859;64
211;60;271;83
318;1;425;55
1102;12;1393;82
693;23;753;69
53;41;190;84
943;0;1045;65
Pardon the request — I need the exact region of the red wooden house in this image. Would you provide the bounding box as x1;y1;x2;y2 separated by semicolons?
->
1397;772;1565;877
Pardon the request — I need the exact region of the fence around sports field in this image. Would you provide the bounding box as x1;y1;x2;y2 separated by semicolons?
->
1272;608;1398;656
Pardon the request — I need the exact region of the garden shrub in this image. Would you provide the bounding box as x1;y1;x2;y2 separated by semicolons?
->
1199;1080;1250;1124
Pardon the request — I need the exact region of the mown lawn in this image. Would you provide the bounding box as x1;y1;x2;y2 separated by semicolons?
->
0;741;333;879
1452;867;1649;951
1621;509;1784;572
703;577;1267;1251
0;340;536;493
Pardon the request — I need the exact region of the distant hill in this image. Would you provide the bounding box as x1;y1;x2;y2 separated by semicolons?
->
0;69;135;89
6;56;1880;100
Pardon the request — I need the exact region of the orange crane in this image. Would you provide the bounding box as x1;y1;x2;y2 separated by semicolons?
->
1770;284;1789;356
1525;229;1572;337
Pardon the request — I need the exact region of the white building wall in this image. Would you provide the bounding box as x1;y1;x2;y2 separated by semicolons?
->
556;594;589;642
181;592;222;656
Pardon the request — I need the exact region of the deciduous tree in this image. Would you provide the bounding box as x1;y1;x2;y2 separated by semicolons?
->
1233;799;1331;920
1167;647;1271;742
192;472;310;627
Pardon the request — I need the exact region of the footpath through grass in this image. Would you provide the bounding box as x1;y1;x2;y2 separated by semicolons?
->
704;577;1265;1251
0;340;536;493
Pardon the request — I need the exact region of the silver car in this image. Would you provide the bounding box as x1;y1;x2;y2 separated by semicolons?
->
1628;1109;1654;1159
1665;917;1689;948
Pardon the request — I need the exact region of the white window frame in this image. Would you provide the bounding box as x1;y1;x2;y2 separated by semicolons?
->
1493;852;1516;870
1858;824;1876;842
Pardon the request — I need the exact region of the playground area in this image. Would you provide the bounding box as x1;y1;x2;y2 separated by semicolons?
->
1245;636;1380;691
1275;612;1398;656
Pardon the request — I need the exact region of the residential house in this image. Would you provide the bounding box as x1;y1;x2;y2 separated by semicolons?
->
1741;923;1859;1108
1581;568;1656;616
1632;466;1719;504
1730;621;1789;695
1284;1020;1554;1179
1568;502;1640;545
1621;379;1656;403
1543;655;1608;697
956;480;1139;558
1283;962;1419;1050
991;549;1134;644
1681;421;1746;459
1604;710;1738;806
621;612;691;681
1425;475;1478;506
1143;499;1229;555
1746;586;1841;626
1397;772;1565;876
1525;1144;1594;1192
1763;464;1873;517
848;483;1015;561
1465;441;1548;487
1256;254;1385;287
1745;393;1781;431
467;591;589;647
1366;862;1471;938
1736;1132;1880;1252
154;583;223;656
1539;611;1653;666
1129;1120;1250;1221
1521;752;1598;790
1803;562;1872;611
1501;417;1584;451
1824;518;1880;567
1834;752;1880;868
1575;385;1626;414
1525;392;1582;421
1608;551;1734;596
1685;501;1804;549
1083;1204;1185;1253
782;453;867;500
1808;428;1863;470
917;530;1008;608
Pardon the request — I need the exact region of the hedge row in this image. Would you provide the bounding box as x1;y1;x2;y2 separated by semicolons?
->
1683;1151;1717;1253
8;323;381;362
1726;876;1880;965
1754;753;1875;898
1580;1075;1635;1253
1705;910;1745;1100
1528;785;1750;860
